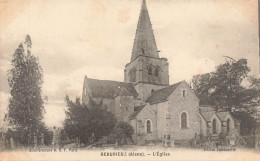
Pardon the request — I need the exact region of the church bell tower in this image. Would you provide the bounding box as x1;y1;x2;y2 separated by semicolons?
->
124;0;169;101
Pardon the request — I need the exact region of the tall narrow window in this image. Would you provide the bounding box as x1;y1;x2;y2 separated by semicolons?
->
148;67;152;75
141;48;145;55
213;119;217;134
129;69;136;82
155;68;159;76
132;70;136;82
181;112;187;128
182;90;186;97
146;120;151;133
227;119;230;134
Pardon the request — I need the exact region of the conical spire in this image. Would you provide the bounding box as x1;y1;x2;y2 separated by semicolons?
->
131;0;159;61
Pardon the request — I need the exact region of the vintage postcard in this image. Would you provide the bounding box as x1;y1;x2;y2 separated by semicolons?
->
0;0;260;161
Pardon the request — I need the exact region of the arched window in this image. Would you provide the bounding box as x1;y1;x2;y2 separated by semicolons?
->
148;67;152;75
181;112;187;128
227;119;230;134
146;120;152;133
213;119;217;134
151;89;154;94
155;68;159;76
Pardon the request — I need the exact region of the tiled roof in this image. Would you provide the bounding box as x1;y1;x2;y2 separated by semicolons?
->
86;78;138;98
129;104;146;120
146;81;182;104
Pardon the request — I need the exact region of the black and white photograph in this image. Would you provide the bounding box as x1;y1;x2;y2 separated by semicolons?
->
0;0;259;160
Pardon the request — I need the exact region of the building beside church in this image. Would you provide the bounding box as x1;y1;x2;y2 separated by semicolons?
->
82;0;240;144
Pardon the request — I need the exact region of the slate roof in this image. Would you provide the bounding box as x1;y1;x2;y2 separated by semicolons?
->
199;106;215;112
131;0;159;61
217;111;240;123
200;111;217;121
129;104;146;120
86;78;138;98
217;112;230;121
113;87;135;98
146;81;182;104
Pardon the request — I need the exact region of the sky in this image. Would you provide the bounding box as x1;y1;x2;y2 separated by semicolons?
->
0;0;259;127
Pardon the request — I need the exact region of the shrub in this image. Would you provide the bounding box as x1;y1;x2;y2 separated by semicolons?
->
97;122;134;146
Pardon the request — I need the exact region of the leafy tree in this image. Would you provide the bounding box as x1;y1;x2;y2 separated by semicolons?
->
193;58;253;111
192;58;259;135
63;96;84;143
113;122;134;145
64;96;117;146
5;35;46;147
248;76;260;122
43;130;54;146
97;122;134;146
249;76;260;90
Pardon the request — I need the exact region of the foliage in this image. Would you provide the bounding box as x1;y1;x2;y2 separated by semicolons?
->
192;58;252;111
97;133;117;145
227;129;246;147
5;35;46;147
64;96;117;145
192;58;259;135
113;122;134;145
96;122;134;146
248;76;260;122
249;76;260;90
43;130;53;146
59;129;68;142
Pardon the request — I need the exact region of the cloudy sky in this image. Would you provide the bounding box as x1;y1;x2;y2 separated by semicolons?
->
0;0;259;127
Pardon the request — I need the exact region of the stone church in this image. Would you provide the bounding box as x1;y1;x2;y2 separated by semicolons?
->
82;0;240;144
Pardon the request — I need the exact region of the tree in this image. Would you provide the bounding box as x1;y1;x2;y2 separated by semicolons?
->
64;96;117;146
192;58;259;135
192;58;252;111
5;35;45;147
97;122;134;146
113;122;134;145
248;76;260;123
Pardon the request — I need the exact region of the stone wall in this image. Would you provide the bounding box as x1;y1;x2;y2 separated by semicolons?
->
167;82;200;141
200;115;207;136
221;115;235;134
124;55;169;101
114;95;141;122
131;82;201;143
124;56;169;86
154;102;168;139
134;104;157;141
208;114;222;134
134;83;168;101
